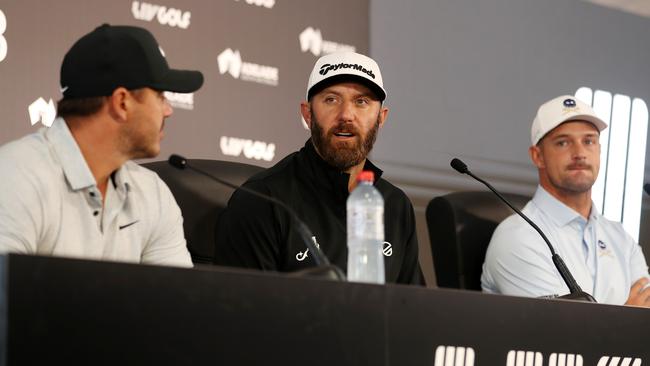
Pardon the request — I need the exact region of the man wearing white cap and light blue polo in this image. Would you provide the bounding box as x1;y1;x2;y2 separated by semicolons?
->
482;95;650;306
215;51;423;285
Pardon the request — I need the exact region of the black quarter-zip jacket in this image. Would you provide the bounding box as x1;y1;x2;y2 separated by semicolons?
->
214;139;423;285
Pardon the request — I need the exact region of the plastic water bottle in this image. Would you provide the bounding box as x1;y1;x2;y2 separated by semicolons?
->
347;170;385;284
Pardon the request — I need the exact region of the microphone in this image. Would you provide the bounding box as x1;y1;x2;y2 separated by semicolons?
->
450;158;596;302
644;183;650;196
168;154;345;281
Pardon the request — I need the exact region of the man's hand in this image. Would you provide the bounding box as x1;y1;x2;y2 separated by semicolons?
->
625;277;650;307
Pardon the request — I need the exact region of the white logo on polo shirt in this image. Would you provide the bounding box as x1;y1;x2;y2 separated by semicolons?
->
131;1;191;29
0;9;7;62
217;48;279;86
28;97;56;128
299;27;356;57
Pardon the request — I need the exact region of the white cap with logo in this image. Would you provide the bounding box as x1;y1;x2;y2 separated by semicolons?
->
531;95;608;145
306;51;386;101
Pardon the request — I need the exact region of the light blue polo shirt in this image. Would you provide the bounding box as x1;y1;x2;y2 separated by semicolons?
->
482;186;649;304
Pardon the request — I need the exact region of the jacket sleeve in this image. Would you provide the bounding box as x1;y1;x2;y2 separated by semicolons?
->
397;200;424;285
213;181;284;270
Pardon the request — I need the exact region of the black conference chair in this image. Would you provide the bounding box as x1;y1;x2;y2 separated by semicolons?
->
142;159;264;264
426;191;530;290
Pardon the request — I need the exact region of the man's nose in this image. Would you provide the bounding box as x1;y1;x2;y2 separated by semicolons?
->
338;100;355;122
163;98;173;117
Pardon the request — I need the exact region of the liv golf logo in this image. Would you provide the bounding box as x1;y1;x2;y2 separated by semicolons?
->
220;136;275;161
575;87;649;242
164;92;194;110
132;1;191;29
0;9;7;62
217;48;279;86
234;0;275;9
299;27;355;56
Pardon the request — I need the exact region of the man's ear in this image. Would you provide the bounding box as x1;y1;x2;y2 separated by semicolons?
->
529;144;545;169
377;105;389;128
107;87;130;122
300;101;312;129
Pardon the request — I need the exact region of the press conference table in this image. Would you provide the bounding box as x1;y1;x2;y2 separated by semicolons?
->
0;254;647;365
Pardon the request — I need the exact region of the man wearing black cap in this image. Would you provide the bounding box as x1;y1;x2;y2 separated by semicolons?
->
0;24;203;266
214;51;422;285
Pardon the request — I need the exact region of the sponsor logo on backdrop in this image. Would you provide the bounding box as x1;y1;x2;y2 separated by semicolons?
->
434;346;475;366
217;48;279;86
220;136;275;161
575;87;649;242
506;351;543;366
547;353;583;366
164;92;194;110
234;0;275;9
0;9;7;62
597;356;642;366
299;27;355;57
28;97;56;128
132;1;191;29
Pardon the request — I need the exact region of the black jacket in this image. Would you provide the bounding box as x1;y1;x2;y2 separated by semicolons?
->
214;139;422;285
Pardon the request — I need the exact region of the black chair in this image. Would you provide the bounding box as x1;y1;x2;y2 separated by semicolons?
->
142;159;264;264
426;191;530;290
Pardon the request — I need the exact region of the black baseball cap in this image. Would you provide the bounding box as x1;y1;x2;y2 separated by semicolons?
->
60;24;203;98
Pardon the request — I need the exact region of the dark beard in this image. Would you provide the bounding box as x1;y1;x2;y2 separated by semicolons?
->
310;111;379;171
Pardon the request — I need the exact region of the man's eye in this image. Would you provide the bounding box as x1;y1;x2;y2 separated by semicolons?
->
356;98;369;105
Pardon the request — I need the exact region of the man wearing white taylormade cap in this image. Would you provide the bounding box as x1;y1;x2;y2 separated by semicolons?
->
481;95;650;306
214;51;422;285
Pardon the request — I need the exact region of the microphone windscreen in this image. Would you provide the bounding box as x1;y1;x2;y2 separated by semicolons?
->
450;158;468;174
168;154;187;169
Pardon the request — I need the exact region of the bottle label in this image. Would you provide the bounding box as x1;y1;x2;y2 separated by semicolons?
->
348;207;384;239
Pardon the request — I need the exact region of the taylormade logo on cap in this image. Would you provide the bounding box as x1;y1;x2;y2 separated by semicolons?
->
306;51;386;101
319;63;375;79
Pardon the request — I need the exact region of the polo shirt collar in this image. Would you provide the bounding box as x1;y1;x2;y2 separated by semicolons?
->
46;118;131;193
532;185;590;226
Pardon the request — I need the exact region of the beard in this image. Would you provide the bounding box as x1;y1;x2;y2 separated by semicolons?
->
118;120;163;160
310;111;380;171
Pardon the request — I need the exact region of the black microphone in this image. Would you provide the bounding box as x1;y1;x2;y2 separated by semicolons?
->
450;158;596;303
168;154;345;281
644;183;650;196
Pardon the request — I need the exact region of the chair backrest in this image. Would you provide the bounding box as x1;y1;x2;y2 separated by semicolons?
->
426;191;530;290
142;159;264;264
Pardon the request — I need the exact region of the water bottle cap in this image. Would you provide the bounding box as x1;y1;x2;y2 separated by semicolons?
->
357;170;374;183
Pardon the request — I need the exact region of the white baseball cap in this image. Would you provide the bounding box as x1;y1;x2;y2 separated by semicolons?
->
531;95;608;145
306;51;386;101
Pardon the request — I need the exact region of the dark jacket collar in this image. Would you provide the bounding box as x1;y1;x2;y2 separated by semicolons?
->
299;139;383;202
